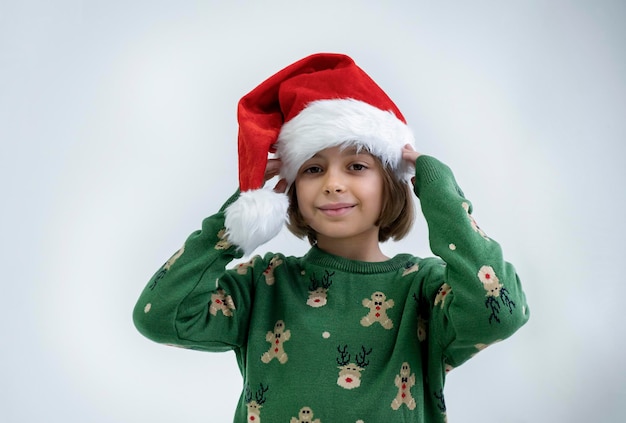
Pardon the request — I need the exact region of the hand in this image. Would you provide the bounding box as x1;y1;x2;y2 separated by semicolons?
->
264;158;288;194
402;144;421;187
402;144;421;163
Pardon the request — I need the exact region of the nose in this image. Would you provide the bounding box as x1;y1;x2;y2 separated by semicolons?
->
323;168;345;194
324;184;343;194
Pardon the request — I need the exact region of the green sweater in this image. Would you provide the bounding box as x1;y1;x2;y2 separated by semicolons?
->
133;156;529;422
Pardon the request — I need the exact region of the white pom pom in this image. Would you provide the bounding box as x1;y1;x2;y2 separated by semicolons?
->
224;188;289;255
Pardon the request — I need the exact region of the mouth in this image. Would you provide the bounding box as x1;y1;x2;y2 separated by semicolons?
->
318;203;356;216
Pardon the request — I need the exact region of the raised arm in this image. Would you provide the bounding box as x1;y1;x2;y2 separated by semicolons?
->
133;158;288;351
409;150;529;368
133;192;256;351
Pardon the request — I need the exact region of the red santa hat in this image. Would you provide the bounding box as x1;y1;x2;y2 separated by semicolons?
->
224;53;415;255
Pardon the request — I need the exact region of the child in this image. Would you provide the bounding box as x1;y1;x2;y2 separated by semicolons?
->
133;53;529;422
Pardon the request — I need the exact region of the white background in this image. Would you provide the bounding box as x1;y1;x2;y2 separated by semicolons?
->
2;1;625;422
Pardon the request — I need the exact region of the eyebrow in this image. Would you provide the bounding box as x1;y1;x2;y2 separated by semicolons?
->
310;145;372;159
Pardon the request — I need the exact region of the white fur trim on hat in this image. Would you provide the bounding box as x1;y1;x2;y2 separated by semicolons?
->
277;98;415;184
224;188;290;255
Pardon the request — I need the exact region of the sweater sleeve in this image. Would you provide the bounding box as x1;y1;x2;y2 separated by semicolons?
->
132;191;271;352
414;155;529;368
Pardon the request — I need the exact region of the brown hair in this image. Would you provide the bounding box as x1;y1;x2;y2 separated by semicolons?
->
286;155;415;245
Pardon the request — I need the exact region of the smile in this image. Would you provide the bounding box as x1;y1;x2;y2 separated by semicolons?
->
318;203;356;217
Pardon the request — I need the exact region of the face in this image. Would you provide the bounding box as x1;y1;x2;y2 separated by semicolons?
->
295;145;384;248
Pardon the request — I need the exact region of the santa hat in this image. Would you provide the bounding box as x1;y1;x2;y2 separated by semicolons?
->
224;53;415;255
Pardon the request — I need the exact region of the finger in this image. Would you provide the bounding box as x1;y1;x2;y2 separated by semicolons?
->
402;145;421;162
264;158;282;181
273;178;288;194
266;158;282;172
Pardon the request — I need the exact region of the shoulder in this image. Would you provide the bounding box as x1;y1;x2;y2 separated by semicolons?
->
227;251;302;276
396;254;443;272
396;255;447;288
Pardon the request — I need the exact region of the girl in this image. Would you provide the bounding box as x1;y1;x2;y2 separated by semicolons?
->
133;53;529;422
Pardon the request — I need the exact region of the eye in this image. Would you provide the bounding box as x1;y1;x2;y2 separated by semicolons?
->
302;165;323;174
349;163;368;171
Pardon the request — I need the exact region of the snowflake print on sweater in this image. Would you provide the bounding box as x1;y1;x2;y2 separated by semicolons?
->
132;156;530;422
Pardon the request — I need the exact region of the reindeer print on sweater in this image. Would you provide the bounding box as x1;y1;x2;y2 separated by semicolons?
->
336;345;372;390
132;155;530;423
306;270;334;307
261;320;290;364
478;265;517;323
245;383;268;423
402;261;419;276
360;291;394;329
434;389;447;418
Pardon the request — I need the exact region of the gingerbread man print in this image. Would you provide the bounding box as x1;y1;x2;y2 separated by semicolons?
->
434;283;452;309
148;245;185;290
290;406;321;423
234;256;256;275
261;320;291;364
262;256;283;285
462;202;489;240
361;291;394;329
215;229;232;250
209;289;236;317
391;362;416;410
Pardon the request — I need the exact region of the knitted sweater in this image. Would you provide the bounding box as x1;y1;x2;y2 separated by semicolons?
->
133;155;529;422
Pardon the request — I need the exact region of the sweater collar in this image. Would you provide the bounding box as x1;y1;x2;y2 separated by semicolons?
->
303;246;413;275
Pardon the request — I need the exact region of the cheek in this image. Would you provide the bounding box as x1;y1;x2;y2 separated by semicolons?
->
294;183;314;220
295;177;319;201
364;181;385;211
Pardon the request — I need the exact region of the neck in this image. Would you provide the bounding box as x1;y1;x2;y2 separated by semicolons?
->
315;235;389;262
